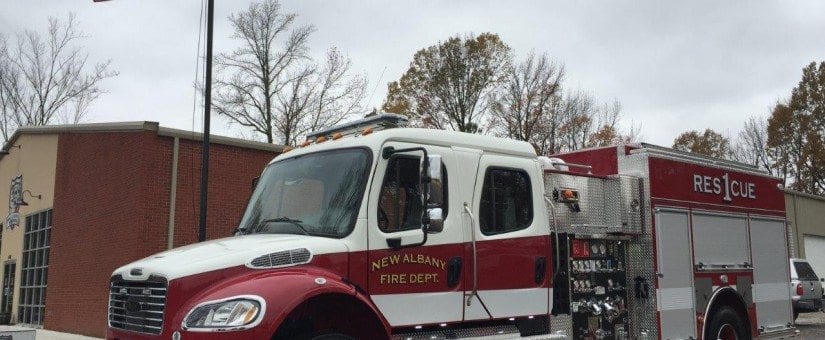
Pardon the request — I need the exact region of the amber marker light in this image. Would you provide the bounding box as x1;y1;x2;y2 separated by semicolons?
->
300;140;312;147
242;307;258;324
332;132;343;140
316;136;327;143
283;146;294;153
362;127;373;135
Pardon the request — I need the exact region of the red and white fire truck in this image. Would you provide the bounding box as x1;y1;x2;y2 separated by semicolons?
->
107;114;797;340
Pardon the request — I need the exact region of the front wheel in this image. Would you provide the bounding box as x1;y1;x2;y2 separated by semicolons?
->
705;306;749;340
310;333;355;340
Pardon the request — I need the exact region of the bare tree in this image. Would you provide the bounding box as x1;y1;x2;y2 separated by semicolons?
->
271;48;366;144
490;52;564;154
0;13;116;141
586;99;620;146
556;90;597;151
731;116;773;173
213;0;366;145
551;93;638;153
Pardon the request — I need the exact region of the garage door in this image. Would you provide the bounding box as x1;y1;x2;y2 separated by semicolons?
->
803;235;825;279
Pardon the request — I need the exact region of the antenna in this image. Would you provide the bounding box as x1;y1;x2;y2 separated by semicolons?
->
366;66;387;110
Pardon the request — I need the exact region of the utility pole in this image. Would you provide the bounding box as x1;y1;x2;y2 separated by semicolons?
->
198;0;215;242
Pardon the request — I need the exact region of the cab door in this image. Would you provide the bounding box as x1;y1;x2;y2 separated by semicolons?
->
465;154;550;320
366;142;465;327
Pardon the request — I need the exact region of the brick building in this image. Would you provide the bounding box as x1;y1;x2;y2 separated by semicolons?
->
0;121;282;337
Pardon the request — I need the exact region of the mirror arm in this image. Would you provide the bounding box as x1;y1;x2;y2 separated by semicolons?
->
382;146;428;161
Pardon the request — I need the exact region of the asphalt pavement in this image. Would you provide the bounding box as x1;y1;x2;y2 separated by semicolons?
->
34;329;102;340
18;312;825;339
796;310;825;338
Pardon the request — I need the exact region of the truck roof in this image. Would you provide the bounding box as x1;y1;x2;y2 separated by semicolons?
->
271;128;537;164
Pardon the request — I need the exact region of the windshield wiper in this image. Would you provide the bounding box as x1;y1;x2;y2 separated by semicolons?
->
254;217;312;236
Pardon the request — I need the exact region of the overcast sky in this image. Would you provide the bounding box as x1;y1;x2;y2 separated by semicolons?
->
2;0;824;146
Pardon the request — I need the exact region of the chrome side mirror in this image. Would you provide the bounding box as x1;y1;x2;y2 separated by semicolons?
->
423;155;444;233
427;208;443;233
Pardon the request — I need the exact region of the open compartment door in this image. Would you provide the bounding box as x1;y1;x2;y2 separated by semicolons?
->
749;217;794;334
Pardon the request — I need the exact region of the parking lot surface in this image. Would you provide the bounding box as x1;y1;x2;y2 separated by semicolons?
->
16;313;825;339
797;311;825;338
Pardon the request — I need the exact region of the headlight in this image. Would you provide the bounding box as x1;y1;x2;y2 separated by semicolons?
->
183;295;265;331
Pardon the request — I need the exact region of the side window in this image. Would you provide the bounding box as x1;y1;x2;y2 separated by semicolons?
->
378;156;448;232
479;168;533;235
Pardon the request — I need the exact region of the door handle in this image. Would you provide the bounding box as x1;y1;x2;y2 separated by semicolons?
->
447;257;462;288
535;257;547;284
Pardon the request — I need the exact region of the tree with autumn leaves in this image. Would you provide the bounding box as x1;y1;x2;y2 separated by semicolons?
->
671;61;825;195
383;33;824;194
672;129;731;159
383;32;639;155
766;61;825;194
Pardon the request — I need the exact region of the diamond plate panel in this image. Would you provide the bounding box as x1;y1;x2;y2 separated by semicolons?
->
619;176;643;234
546;178;621;234
544;173;642;236
617;150;658;340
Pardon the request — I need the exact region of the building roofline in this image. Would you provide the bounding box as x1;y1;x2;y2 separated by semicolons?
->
156;126;284;152
1;121;285;156
784;188;825;202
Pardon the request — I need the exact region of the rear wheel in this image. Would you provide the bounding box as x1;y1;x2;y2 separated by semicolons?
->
705;306;749;340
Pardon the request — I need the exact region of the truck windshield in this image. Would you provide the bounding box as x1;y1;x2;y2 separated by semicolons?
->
238;148;371;238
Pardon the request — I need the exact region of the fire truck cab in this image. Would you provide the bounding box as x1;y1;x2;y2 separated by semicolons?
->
107;115;796;340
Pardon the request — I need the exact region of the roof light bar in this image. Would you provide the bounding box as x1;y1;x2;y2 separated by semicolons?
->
306;113;408;141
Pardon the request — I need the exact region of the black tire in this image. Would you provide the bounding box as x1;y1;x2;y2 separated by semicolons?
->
705;306;749;340
310;334;356;340
794;310;799;321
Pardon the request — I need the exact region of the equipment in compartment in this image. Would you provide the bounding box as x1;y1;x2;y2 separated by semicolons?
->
568;237;629;340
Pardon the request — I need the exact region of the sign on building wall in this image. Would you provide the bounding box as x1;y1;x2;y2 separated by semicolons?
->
5;175;22;230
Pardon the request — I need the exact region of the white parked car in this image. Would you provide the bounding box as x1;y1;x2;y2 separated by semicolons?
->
790;258;823;320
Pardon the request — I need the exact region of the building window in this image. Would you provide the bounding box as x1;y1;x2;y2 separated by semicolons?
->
479;168;533;235
378;156;448;233
18;209;51;326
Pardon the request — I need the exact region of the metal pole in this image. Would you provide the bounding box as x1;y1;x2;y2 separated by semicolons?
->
198;0;214;242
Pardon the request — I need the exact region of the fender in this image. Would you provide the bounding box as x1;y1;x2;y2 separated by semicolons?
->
171;266;390;338
701;286;749;338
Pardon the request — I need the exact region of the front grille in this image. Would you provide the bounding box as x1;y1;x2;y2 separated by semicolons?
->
108;275;167;335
